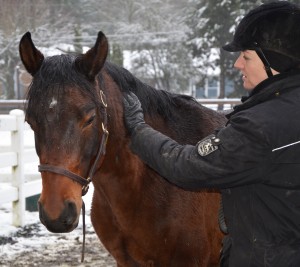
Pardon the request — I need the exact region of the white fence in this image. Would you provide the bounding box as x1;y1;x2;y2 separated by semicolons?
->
0;109;40;227
197;98;241;110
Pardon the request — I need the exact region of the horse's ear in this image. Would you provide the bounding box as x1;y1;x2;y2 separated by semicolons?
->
19;32;44;76
75;31;108;81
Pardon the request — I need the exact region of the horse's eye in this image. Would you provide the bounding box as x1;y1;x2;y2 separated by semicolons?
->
86;114;96;126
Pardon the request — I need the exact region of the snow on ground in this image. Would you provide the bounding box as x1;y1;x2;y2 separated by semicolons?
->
0;187;113;266
0;185;93;254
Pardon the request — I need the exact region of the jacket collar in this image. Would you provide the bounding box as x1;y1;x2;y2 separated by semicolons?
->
227;69;300;119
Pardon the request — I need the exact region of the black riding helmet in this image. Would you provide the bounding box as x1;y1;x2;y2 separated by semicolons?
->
223;1;300;77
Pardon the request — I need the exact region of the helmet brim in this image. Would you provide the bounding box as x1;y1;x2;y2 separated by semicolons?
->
222;41;243;52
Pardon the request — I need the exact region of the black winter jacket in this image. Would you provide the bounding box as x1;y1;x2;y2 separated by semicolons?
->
130;69;300;267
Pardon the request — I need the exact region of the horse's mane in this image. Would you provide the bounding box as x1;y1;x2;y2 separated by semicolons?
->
103;62;225;144
104;62;199;119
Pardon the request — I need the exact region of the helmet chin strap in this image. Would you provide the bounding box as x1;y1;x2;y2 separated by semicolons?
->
253;42;273;77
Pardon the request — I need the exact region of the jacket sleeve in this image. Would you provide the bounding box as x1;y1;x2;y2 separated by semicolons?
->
130;114;272;190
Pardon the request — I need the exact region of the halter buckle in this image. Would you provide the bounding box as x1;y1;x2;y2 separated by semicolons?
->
82;177;91;196
102;122;109;134
100;90;107;107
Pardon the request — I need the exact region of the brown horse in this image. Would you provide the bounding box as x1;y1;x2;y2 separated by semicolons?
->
19;31;226;267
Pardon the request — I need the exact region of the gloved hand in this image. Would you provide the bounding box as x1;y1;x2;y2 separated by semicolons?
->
123;92;145;134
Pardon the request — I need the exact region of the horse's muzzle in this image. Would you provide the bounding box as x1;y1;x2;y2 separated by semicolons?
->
38;200;79;233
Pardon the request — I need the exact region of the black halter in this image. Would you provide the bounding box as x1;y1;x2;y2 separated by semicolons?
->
38;89;109;262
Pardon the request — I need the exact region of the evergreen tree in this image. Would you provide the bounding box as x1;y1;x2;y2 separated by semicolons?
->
186;0;268;101
186;0;239;102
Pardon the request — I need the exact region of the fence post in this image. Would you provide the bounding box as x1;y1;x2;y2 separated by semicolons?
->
10;109;25;227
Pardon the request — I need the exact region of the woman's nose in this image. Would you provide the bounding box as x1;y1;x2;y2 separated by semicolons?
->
234;54;243;70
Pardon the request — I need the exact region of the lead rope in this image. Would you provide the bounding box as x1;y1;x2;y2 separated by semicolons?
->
80;124;108;262
81;200;86;262
79;127;108;263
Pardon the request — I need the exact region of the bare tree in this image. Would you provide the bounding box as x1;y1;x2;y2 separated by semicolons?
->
0;0;82;98
0;0;197;98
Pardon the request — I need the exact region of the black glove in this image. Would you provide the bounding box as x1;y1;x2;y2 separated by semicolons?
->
123;92;145;134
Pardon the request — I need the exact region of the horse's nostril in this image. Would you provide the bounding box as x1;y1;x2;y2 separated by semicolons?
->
65;201;77;216
62;201;78;225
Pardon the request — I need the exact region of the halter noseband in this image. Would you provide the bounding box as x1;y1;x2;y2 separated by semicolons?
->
38;89;109;262
38;165;92;195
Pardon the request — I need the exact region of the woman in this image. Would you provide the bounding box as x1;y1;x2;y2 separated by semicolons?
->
123;1;300;266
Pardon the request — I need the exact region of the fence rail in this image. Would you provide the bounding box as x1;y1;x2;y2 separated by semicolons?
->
0;109;40;227
196;98;241;105
0;100;26;114
0;99;241;114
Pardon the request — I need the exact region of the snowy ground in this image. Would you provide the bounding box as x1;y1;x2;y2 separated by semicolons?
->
0;129;115;266
0;185;116;266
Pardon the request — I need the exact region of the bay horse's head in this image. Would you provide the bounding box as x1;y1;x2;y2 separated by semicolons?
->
19;32;109;233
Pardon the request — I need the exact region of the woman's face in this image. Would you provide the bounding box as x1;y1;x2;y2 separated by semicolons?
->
234;50;278;91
